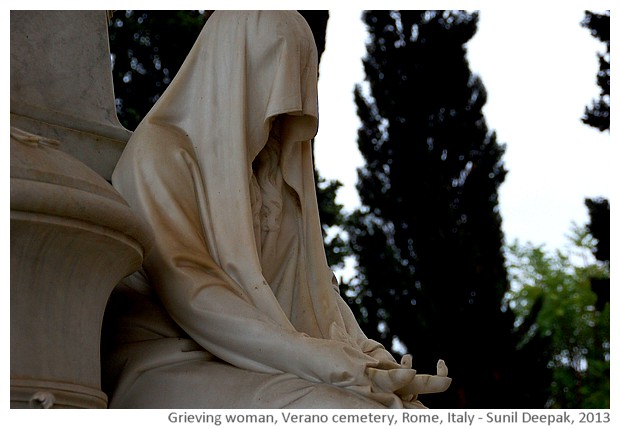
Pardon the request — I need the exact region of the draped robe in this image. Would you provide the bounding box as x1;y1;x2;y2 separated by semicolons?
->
103;11;448;409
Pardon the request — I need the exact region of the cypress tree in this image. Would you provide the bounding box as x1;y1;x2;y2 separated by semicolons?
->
345;10;548;407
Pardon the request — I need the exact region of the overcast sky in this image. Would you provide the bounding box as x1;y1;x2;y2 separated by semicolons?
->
314;8;611;266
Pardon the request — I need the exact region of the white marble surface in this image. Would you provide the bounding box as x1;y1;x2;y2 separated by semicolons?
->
10;10;131;180
10;127;152;408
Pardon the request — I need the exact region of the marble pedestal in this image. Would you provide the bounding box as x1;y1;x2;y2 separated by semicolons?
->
10;128;152;408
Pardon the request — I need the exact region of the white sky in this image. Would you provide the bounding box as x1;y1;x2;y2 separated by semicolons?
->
314;8;612;257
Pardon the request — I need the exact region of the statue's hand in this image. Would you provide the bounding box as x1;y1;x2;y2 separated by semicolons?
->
395;359;452;398
366;346;401;370
366;367;416;394
400;353;413;369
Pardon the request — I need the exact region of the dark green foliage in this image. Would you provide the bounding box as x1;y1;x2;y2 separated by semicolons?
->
581;11;610;132
316;175;348;269
345;10;549;408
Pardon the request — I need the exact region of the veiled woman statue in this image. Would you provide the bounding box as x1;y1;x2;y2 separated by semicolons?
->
103;10;450;408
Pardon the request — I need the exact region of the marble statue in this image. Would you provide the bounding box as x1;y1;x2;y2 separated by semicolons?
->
103;10;451;408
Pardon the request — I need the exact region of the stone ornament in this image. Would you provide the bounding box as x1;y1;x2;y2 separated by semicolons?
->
29;392;56;409
103;11;450;408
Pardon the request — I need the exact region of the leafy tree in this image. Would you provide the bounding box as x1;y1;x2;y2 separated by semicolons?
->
506;226;610;408
345;10;549;408
581;11;610;132
108;10;347;268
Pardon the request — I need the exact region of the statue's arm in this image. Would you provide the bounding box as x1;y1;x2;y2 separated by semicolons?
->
330;277;402;369
112;136;431;403
121;143;376;389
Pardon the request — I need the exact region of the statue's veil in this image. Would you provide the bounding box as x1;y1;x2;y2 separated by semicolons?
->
112;11;364;360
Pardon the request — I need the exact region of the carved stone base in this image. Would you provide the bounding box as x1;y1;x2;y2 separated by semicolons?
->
10;127;151;408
